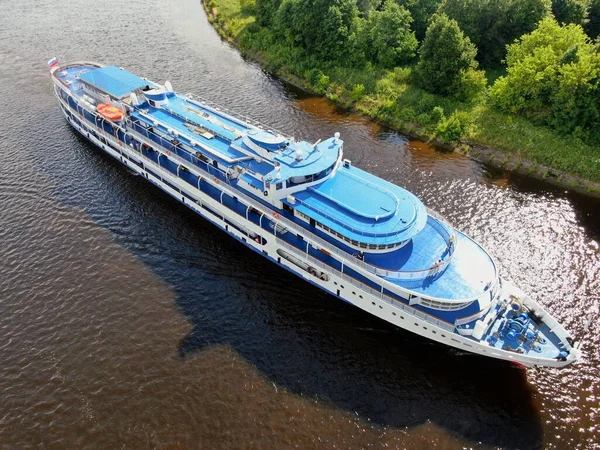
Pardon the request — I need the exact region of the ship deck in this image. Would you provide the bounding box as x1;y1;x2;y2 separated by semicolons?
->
64;63;498;304
389;231;497;300
130;93;257;164
287;165;428;245
53;63;97;91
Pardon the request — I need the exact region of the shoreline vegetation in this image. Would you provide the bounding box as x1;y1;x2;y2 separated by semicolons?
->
201;0;600;196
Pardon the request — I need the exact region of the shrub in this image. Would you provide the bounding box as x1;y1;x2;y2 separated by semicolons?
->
351;83;365;102
431;105;445;124
454;68;488;101
240;0;256;14
490;18;600;138
436;110;471;142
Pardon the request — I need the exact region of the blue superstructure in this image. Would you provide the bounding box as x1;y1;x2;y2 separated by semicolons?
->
49;60;581;368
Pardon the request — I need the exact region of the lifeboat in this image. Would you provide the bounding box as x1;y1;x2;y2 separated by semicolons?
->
97;103;124;121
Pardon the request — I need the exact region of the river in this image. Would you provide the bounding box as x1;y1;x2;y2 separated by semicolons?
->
0;0;599;448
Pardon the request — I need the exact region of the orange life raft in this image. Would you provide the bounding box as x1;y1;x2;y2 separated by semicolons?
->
97;103;124;121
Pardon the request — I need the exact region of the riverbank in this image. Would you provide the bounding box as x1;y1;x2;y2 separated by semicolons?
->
201;0;600;197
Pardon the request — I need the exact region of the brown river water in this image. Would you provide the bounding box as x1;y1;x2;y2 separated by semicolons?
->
0;0;599;448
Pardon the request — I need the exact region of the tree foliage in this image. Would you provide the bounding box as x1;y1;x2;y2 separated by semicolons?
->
414;13;484;98
439;0;552;66
552;0;589;26
256;0;281;25
364;1;418;67
586;0;600;37
396;0;443;41
491;17;600;138
275;0;360;60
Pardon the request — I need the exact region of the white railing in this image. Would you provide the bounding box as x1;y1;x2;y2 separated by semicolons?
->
114;122;469;285
183;93;290;139
60;91;496;306
276;238;455;332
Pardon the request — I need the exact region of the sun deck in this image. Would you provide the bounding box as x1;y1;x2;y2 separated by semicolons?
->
288;165;428;245
53;63;97;91
392;231;497;300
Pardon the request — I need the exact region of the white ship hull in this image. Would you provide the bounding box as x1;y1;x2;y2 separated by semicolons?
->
54;87;580;369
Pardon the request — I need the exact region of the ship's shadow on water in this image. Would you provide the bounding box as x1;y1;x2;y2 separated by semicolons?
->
174;249;543;449
64;133;543;450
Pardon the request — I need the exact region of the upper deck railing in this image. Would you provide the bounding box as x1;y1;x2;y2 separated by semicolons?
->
183;93;290;140
276;238;456;332
127;122;462;283
58;86;495;305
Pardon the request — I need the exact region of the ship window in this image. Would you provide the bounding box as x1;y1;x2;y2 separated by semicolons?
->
276;183;283;190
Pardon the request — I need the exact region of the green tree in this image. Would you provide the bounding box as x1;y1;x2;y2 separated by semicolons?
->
414;13;484;97
439;0;551;66
586;0;600;37
256;0;281;25
365;1;418;67
552;0;589;26
396;0;443;41
275;0;360;60
356;0;383;16
491;17;600;137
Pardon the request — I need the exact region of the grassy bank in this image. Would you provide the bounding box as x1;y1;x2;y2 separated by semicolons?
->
203;0;600;192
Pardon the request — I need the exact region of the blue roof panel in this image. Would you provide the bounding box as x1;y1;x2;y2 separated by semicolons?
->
288;165;428;245
78;66;150;98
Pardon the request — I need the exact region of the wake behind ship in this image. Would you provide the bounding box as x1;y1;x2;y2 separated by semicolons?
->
49;58;581;368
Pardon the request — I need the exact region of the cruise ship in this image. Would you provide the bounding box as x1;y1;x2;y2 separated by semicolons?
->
49;58;581;368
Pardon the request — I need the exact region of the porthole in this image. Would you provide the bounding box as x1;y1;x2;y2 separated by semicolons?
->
352;291;356;295
334;282;337;285
423;327;427;330
340;285;344;289
378;305;382;309
414;323;418;327
359;295;363;299
372;302;376;306
432;330;436;334
441;334;446;338
400;316;404;320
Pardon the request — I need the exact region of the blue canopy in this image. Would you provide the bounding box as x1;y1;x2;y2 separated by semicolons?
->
78;66;150;98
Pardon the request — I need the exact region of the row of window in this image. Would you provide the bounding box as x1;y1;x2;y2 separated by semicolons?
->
316;222;401;250
418;297;472;311
296;211;401;251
